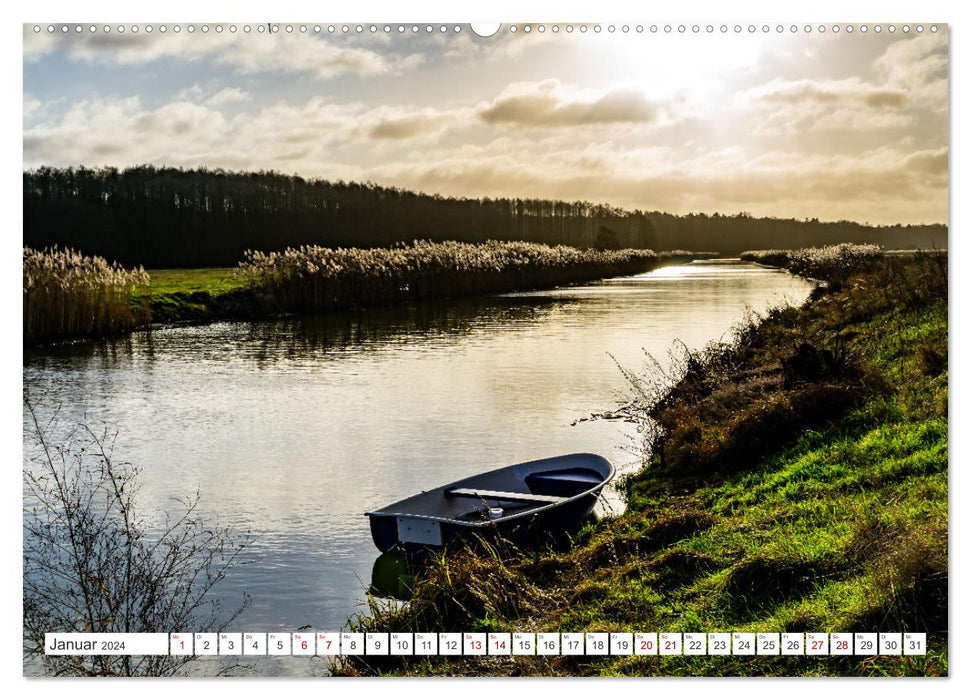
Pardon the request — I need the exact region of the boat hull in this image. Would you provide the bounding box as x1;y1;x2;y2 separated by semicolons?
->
369;491;601;553
366;453;614;553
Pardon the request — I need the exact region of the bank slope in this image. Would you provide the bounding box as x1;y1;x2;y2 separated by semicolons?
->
344;251;948;678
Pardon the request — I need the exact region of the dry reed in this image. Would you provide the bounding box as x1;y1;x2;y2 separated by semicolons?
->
740;243;883;283
236;240;658;312
23;246;149;344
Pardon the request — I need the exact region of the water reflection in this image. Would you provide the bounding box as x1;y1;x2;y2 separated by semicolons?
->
370;550;415;600
25;295;576;371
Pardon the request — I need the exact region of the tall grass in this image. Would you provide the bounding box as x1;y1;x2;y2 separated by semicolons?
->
740;243;883;283
23;246;149;344
236;240;659;313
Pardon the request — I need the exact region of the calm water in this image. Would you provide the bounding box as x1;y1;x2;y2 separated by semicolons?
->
23;261;812;674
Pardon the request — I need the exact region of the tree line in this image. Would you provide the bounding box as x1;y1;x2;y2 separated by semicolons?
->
23;166;947;268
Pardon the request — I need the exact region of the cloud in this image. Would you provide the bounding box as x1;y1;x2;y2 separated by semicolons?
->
135;102;226;137
477;80;659;127
22;26;423;79
173;85;205;102
875;32;948;107
23;29;57;58
24;96;228;164
23;94;42;120
750;78;908;109
364;143;948;225
206;88;251;107
22;94;462;175
739;34;948;134
172;85;252;107
366;110;451;140
740;77;913;133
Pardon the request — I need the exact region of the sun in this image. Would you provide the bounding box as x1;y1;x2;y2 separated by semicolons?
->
589;30;773;102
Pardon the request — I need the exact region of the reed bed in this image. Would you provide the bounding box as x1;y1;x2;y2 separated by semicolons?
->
236;240;658;313
740;243;883;283
24;246;149;344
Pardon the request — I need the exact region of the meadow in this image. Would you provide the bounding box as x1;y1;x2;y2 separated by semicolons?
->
130;267;248;324
341;249;948;677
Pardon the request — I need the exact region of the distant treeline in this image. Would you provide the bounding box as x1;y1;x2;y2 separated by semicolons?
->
24;166;947;268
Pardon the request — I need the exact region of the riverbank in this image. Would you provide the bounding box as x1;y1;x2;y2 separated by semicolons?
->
132;267;252;324
341;250;947;677
189;245;718;321
151;242;667;324
27;244;717;344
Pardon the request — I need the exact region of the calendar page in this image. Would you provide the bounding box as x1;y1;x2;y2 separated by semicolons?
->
21;4;949;683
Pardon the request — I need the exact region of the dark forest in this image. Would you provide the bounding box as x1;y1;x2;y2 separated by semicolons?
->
23;166;947;268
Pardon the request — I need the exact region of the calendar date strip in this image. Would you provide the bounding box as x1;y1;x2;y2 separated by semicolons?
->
45;631;927;657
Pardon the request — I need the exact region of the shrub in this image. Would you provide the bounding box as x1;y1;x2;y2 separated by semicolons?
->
23;394;252;676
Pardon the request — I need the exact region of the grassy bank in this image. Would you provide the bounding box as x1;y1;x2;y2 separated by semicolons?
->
341;251;947;677
131;267;250;324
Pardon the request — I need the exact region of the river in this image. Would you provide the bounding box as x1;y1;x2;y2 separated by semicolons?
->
22;260;813;675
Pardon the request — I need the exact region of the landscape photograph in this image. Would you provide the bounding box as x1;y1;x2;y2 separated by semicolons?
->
22;21;947;678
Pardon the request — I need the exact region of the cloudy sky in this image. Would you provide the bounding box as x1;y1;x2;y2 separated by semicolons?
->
23;24;948;225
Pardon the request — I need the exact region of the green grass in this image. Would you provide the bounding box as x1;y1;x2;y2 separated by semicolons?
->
139;268;245;297
341;255;948;677
129;268;250;324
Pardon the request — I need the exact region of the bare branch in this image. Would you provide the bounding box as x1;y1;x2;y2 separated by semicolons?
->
23;395;253;677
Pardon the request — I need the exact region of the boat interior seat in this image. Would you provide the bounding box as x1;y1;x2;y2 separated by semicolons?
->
525;468;604;497
444;487;567;505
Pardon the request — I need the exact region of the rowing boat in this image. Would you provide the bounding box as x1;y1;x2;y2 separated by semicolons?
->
366;453;615;552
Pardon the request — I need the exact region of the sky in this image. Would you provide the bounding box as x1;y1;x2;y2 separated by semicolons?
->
22;23;948;225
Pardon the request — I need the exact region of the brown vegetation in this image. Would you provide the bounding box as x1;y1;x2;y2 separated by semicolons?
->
236;240;659;313
23;246;149;344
